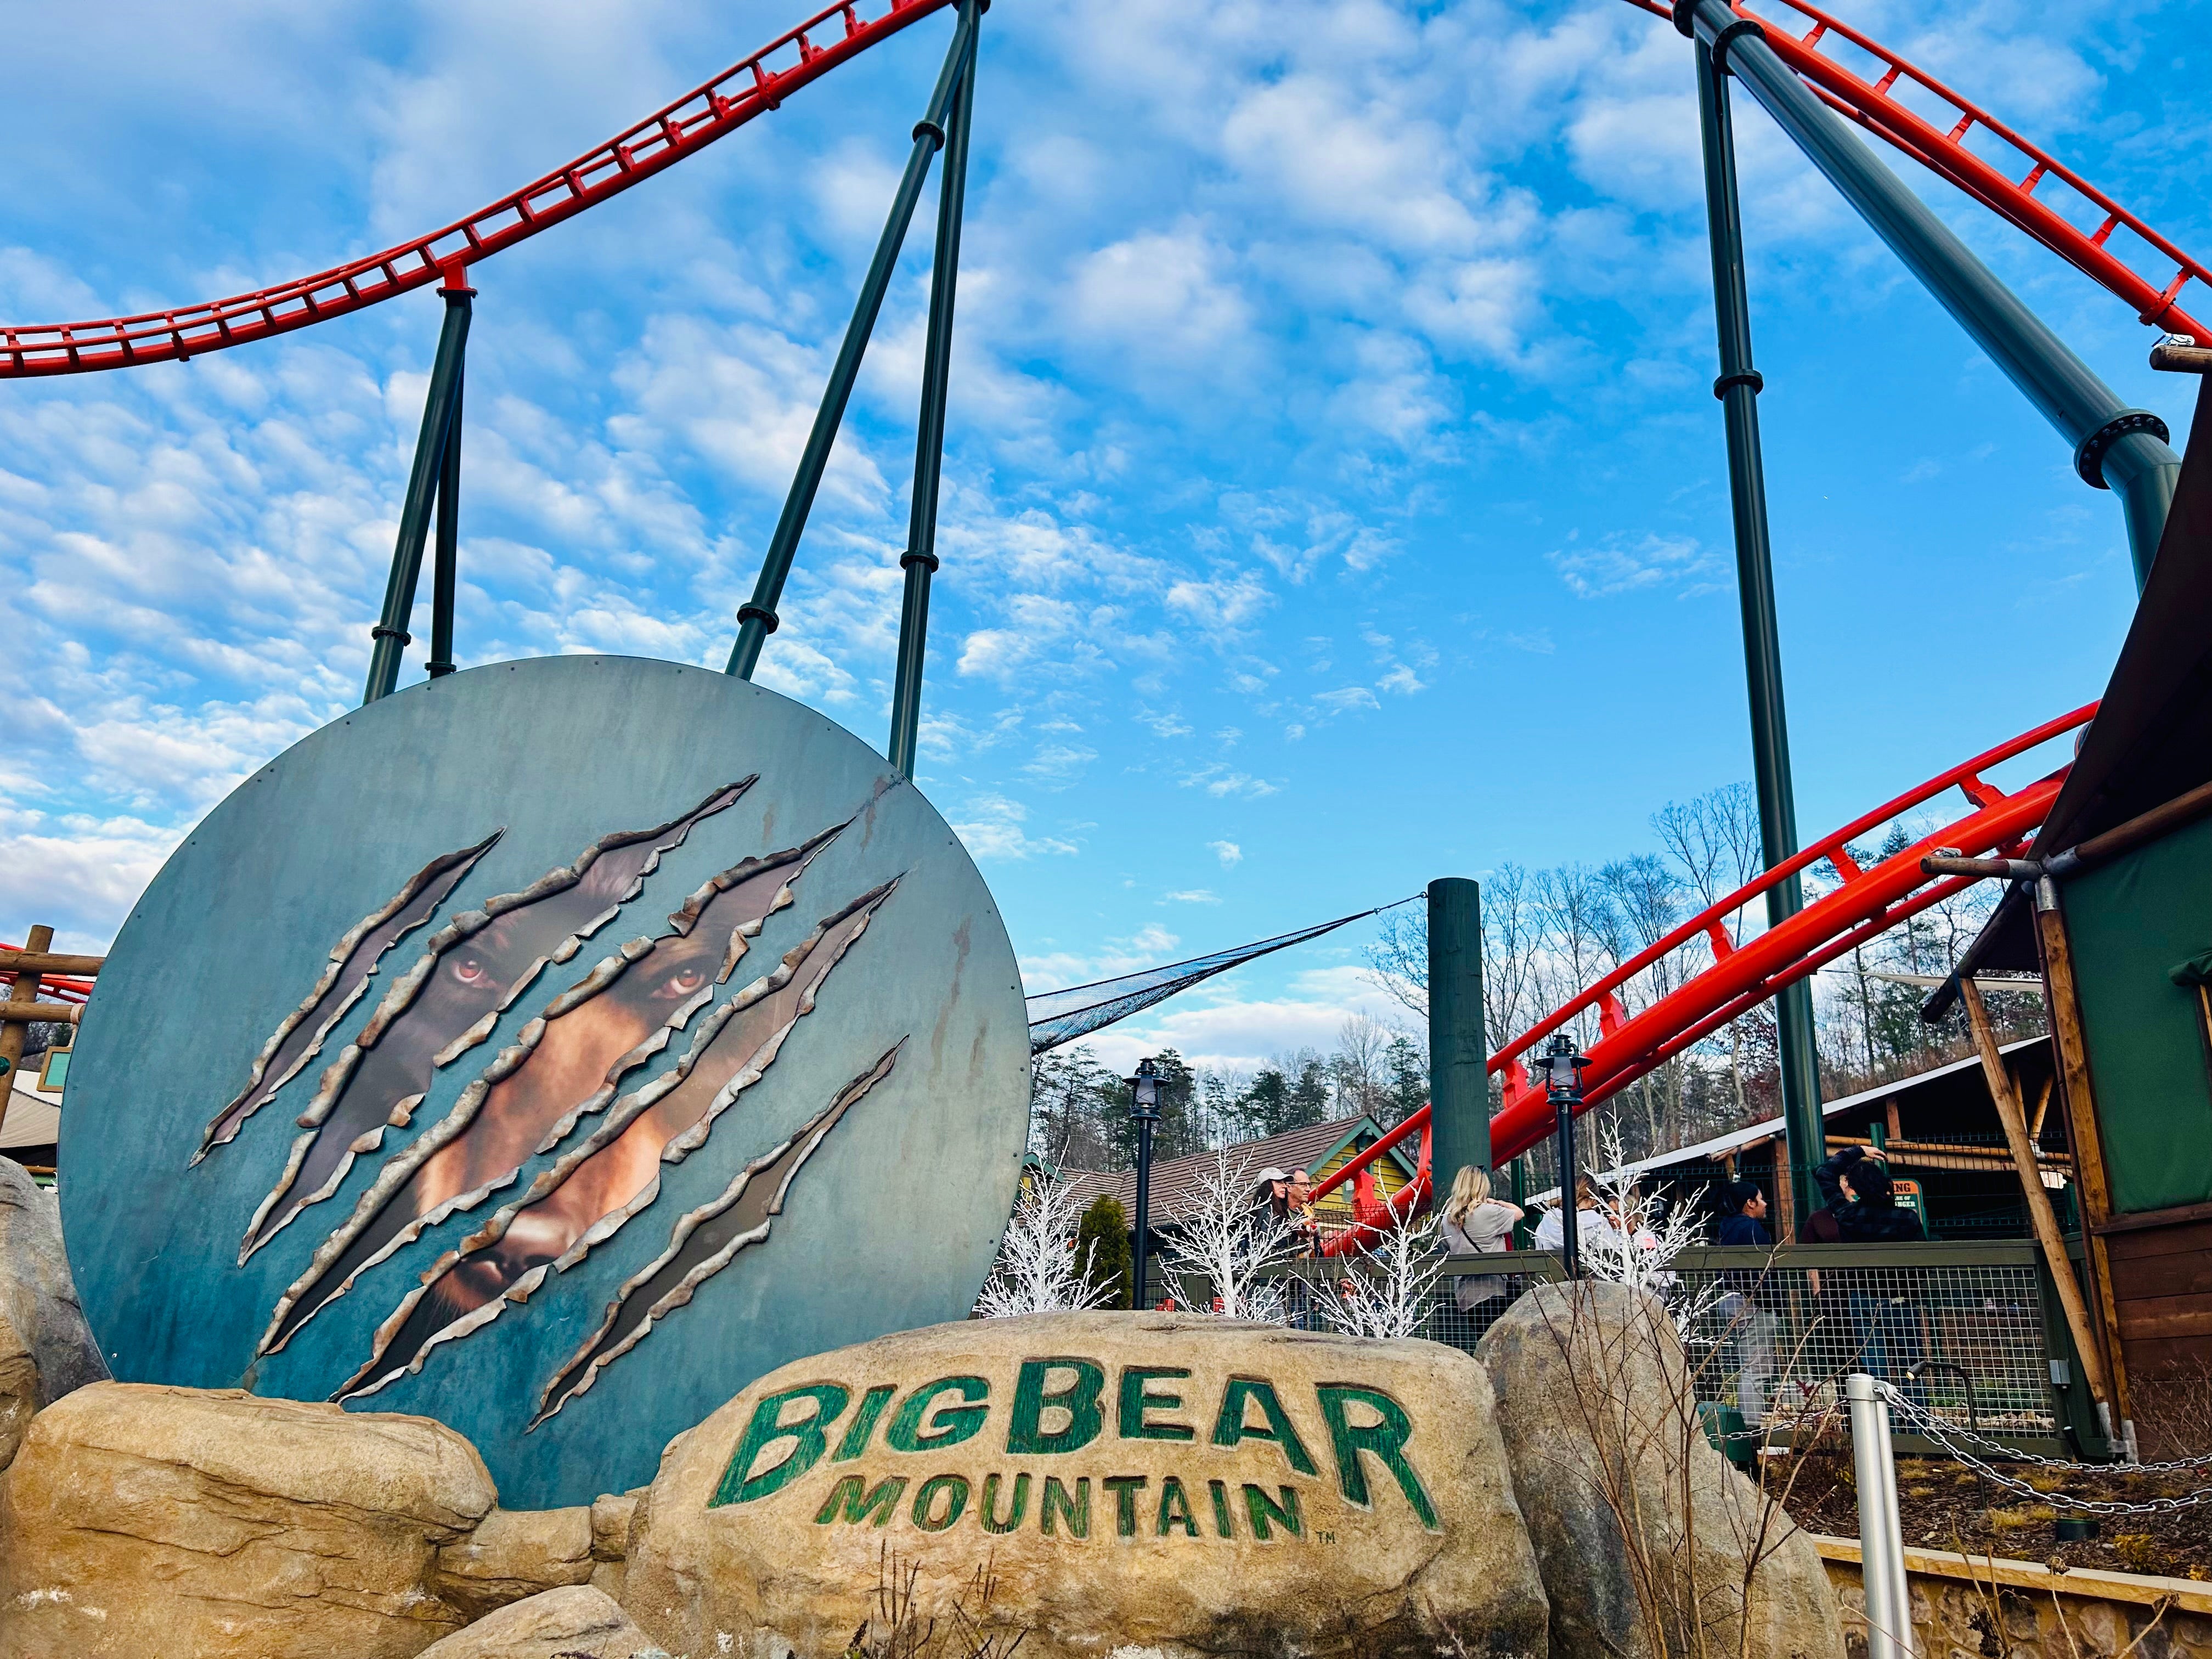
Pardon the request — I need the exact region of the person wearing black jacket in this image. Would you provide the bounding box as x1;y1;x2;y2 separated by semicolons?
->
1810;1147;1927;1399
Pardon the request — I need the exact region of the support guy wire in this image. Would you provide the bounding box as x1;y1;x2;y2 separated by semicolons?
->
363;272;473;704
888;6;978;778
1689;23;1824;1229
726;0;980;684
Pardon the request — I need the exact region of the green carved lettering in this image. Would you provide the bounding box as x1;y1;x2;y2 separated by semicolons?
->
1104;1475;1148;1537
1041;1475;1091;1538
1156;1475;1199;1538
980;1472;1031;1534
813;1474;907;1526
833;1384;898;1461
1242;1482;1304;1541
1208;1478;1235;1538
1007;1358;1104;1454
887;1376;990;1452
1316;1384;1438;1530
1118;1366;1194;1441
1210;1377;1319;1474
710;1384;849;1508
911;1474;970;1531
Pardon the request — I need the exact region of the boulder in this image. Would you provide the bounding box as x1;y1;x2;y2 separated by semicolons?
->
412;1585;666;1659
1477;1282;1846;1659
0;1156;109;1470
0;1381;497;1658
432;1504;597;1619
622;1310;1549;1659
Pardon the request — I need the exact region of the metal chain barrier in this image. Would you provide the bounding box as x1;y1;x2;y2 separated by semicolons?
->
1877;1382;2212;1514
1878;1380;2212;1474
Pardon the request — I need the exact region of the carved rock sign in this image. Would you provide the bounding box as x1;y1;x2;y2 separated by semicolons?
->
622;1312;1553;1659
61;656;1029;1508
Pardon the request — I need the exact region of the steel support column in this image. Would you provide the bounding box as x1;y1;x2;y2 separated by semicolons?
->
887;23;977;777
726;0;980;681
427;377;463;679
1426;877;1490;1185
364;276;472;703
1682;0;2180;588
1689;26;1824;1230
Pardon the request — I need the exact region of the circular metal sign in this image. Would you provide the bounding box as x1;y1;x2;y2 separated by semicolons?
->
63;656;1029;1508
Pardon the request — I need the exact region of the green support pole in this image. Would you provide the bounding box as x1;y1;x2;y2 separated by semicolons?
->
1691;34;1825;1229
364;280;472;703
887;24;977;778
427;376;462;680
1427;877;1489;1192
726;2;979;681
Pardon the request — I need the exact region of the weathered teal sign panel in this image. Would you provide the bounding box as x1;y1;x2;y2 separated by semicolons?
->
63;656;1030;1507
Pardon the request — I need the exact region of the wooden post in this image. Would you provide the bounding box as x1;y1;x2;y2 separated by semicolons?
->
2033;884;2135;1433
1961;977;2116;1427
0;924;52;1085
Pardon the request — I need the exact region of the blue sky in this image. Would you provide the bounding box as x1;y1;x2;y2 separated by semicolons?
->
2;0;2204;1075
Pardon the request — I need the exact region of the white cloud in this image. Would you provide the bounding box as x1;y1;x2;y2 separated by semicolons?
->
949;793;1080;861
1548;532;1722;600
1208;839;1243;868
1164;888;1221;904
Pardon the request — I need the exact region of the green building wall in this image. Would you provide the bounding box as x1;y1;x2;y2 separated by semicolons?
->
2063;811;2212;1215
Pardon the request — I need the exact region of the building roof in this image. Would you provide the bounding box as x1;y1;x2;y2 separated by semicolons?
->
1528;1033;2052;1200
2;1058;62;1153
1055;1114;1412;1224
1939;376;2212;993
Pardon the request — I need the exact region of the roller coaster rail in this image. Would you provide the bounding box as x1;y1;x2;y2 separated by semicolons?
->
1;0;2203;379
2;0;2198;1230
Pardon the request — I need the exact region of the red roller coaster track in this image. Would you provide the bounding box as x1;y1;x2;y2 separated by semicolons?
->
1313;701;2095;1250
0;0;2203;377
0;5;2187;1235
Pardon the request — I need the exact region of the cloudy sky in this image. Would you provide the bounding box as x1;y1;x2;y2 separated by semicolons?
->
2;0;2203;1074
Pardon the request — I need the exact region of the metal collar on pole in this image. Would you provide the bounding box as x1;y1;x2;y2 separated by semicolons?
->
726;2;980;681
1680;0;2179;588
364;279;472;703
887;1;978;777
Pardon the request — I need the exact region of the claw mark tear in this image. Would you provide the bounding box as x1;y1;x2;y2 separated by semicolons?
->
196;832;503;1163
253;820;852;1352
237;778;755;1261
328;877;900;1397
528;1041;902;1427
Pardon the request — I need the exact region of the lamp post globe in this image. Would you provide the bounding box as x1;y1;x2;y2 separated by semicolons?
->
1534;1033;1590;1278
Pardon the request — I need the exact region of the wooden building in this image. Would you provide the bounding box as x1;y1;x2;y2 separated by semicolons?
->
1933;373;2212;1450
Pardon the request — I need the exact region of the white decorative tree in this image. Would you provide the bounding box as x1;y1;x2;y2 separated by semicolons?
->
1579;1115;1726;1330
1157;1150;1298;1322
1322;1213;1449;1340
974;1173;1114;1318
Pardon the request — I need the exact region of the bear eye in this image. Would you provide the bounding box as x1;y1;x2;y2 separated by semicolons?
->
661;963;708;997
450;955;489;986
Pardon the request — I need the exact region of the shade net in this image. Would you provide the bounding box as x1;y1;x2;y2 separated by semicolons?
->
1025;901;1406;1054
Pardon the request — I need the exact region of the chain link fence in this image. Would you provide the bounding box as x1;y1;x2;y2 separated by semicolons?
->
1260;1241;2085;1456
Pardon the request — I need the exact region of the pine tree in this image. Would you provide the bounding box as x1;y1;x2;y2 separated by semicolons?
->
1383;1036;1427;1125
1077;1195;1132;1310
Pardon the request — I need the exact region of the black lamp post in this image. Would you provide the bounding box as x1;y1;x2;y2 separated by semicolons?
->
1129;1057;1161;1310
1533;1034;1590;1278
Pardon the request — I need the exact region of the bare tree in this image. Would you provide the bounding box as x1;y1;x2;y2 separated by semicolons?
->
1158;1151;1299;1321
1333;1014;1392;1116
974;1176;1114;1317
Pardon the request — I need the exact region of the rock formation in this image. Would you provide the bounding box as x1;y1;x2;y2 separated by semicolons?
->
411;1585;667;1659
0;1158;107;1471
621;1308;1553;1659
1479;1280;1847;1659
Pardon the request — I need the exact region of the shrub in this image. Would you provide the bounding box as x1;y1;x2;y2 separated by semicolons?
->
1077;1195;1131;1311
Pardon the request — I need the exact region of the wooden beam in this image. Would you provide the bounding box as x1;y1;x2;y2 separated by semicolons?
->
2027;1076;2053;1142
0;950;103;975
2035;894;2134;1429
0;924;50;1077
0;1003;81;1025
1963;976;2116;1425
1884;1098;1902;1142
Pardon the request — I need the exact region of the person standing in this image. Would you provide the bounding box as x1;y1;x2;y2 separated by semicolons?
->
1712;1178;1778;1427
1440;1165;1524;1347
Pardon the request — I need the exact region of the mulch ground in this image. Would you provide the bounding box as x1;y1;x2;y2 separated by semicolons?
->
1771;1448;2212;1581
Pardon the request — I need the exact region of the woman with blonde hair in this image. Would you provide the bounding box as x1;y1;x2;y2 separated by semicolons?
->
1440;1165;1523;1342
